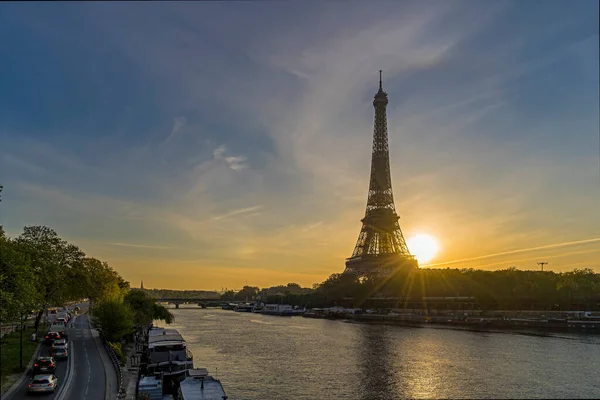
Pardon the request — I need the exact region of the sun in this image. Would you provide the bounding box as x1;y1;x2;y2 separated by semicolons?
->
407;234;439;264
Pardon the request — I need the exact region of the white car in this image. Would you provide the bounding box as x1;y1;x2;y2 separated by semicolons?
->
28;374;58;393
52;339;68;350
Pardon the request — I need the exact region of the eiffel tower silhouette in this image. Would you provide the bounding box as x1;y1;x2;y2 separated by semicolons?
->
344;71;418;276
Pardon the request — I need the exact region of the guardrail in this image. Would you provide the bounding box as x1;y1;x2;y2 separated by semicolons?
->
99;331;125;399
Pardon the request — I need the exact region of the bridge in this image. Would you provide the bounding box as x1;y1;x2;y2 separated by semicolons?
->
156;298;225;309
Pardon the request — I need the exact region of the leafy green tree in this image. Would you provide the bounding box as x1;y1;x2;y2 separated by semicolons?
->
124;290;174;326
13;226;85;332
82;257;125;304
91;298;134;342
0;233;39;323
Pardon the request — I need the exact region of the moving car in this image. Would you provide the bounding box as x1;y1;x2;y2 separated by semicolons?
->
52;339;68;351
28;374;58;394
33;357;56;374
52;347;68;360
44;332;61;343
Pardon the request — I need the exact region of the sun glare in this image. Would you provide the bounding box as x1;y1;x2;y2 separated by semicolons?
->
407;234;439;264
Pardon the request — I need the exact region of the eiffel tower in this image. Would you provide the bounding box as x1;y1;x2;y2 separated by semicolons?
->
344;71;418;276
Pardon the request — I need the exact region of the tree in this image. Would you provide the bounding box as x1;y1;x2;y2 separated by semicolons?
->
0;233;39;323
91;299;134;342
234;286;260;301
81;257;126;304
124;290;174;327
13;226;85;332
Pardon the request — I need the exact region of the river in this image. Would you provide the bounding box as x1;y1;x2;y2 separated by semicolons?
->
155;307;600;399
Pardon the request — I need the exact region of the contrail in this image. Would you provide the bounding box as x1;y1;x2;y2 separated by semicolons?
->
472;248;600;269
424;237;600;267
104;242;176;250
213;205;262;220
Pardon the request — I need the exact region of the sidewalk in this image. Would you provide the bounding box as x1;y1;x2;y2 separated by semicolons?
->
122;341;139;400
89;320;119;400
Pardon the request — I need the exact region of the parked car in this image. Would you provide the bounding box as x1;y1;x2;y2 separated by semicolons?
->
28;374;58;394
33;357;56;374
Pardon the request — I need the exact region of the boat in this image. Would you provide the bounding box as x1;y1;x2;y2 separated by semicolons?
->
137;375;162;399
259;304;305;316
233;304;254;312
143;327;194;396
177;368;227;400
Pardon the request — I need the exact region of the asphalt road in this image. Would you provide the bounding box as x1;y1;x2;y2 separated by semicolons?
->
5;304;106;400
61;314;105;400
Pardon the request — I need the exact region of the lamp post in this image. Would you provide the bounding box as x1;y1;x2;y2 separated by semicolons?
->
19;311;24;370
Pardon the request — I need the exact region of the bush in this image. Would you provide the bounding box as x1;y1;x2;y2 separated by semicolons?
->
109;341;125;364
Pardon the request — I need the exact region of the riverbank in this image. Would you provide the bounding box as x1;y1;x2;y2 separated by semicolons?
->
342;313;600;334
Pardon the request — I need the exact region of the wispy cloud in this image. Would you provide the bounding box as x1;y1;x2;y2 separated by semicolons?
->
425;238;600;268
102;242;177;250
1;1;598;289
212;205;263;221
212;145;248;171
163;116;187;145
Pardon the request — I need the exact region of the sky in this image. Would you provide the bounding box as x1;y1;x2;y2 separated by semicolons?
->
1;1;599;290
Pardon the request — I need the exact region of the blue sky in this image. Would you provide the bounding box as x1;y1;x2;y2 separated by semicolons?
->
1;1;599;289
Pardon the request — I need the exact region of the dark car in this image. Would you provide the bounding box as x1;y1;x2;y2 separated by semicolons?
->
44;332;61;343
33;357;56;374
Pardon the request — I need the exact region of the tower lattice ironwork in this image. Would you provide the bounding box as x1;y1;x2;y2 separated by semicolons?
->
344;71;418;276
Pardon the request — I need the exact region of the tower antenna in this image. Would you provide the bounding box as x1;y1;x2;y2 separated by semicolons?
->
379;70;382;90
537;261;548;272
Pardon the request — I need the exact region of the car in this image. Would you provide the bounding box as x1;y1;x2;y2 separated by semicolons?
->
44;332;61;343
51;339;68;351
51;347;68;360
49;325;68;340
33;357;56;374
28;374;58;394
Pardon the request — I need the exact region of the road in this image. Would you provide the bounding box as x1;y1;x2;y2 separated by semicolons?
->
60;314;106;400
5;306;107;400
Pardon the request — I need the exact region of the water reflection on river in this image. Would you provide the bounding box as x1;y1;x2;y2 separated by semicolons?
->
156;307;600;399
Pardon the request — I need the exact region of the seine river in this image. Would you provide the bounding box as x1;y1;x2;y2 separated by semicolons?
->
156;307;600;399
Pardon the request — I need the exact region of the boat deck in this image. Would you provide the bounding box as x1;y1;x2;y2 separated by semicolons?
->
179;369;227;400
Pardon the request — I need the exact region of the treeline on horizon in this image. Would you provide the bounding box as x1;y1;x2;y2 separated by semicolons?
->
0;225;173;357
199;271;600;312
150;268;600;311
3;223;599;318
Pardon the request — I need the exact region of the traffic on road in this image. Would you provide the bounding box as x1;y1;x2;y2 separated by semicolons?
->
3;302;106;400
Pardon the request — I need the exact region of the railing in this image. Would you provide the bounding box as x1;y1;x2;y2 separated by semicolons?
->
99;331;125;399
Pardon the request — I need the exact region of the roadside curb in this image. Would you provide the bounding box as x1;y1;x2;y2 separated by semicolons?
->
2;339;43;399
89;316;114;400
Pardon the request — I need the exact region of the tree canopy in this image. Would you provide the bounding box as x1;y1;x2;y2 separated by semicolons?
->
0;225;174;344
219;268;600;311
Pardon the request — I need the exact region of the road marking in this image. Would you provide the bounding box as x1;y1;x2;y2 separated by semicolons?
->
55;330;75;400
